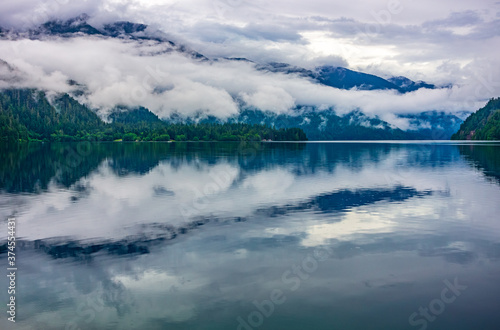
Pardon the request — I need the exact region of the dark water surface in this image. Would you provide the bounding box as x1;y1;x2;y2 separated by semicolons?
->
0;141;500;330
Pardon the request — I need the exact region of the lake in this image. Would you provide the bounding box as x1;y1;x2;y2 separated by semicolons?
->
1;141;500;330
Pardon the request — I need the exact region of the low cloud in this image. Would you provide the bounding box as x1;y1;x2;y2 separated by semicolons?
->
0;34;497;127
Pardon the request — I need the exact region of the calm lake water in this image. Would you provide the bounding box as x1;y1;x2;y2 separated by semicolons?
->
1;141;500;330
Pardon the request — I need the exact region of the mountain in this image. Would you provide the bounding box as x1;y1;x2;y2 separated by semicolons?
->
33;14;102;36
232;108;411;140
451;98;500;140
387;76;436;93
102;21;148;37
0;86;461;142
0;89;307;142
0;15;440;95
109;107;164;124
0;89;104;142
256;62;316;79
255;62;437;94
0;14;207;60
173;107;457;140
398;111;464;140
235;108;464;140
316;66;401;91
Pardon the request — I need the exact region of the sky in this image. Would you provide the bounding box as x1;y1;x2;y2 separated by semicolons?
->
1;0;500;127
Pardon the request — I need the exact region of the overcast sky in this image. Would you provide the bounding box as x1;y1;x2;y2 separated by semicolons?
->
1;0;500;126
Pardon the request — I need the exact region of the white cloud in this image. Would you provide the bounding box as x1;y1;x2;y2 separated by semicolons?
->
0;35;495;125
240;85;295;113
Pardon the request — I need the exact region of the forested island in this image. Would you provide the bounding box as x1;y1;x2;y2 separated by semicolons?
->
0;89;307;143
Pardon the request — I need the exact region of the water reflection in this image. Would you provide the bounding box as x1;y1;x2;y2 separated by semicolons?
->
0;142;499;330
458;143;500;184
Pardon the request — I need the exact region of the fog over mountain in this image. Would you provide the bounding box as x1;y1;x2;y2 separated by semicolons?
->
0;0;499;135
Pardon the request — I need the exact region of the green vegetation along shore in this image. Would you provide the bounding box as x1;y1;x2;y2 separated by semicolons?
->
0;89;307;143
452;98;500;140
